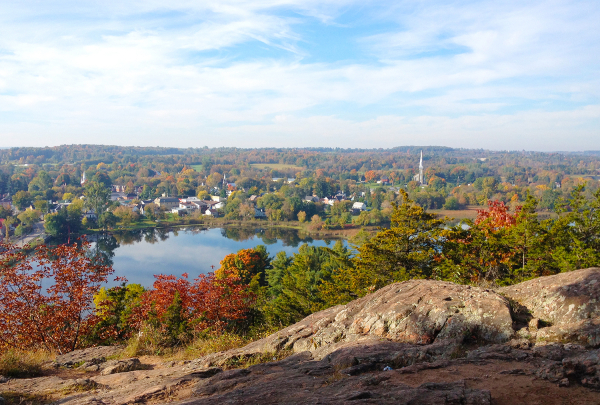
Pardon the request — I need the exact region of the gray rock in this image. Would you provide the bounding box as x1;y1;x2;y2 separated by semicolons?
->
500;267;600;346
100;358;144;375
191;279;515;369
53;345;123;368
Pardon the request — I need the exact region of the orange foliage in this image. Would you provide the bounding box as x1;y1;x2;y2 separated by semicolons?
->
216;248;269;284
0;240;113;353
364;170;377;182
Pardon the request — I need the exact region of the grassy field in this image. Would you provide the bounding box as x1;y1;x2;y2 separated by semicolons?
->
250;163;303;171
190;165;203;172
430;205;481;221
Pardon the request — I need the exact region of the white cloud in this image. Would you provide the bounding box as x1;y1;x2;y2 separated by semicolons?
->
0;0;598;150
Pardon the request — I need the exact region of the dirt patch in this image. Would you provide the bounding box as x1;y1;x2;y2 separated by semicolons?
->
393;360;600;405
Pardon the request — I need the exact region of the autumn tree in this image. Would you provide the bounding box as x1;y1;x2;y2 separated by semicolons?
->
130;272;255;346
0;240;113;353
216;246;271;286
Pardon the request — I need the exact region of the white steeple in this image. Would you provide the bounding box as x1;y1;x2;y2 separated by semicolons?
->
419;150;424;184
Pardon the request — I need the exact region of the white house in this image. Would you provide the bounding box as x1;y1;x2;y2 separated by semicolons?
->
352;202;366;211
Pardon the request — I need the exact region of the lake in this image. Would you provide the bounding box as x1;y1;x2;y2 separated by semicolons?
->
89;226;348;288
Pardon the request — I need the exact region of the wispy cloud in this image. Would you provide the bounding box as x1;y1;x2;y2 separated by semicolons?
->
0;0;598;150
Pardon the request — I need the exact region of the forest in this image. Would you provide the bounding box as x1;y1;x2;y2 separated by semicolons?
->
1;144;599;242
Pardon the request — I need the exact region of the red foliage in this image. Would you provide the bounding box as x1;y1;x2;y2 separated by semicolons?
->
130;271;255;333
475;200;519;231
0;240;113;353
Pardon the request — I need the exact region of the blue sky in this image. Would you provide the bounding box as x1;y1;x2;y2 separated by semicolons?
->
0;0;599;150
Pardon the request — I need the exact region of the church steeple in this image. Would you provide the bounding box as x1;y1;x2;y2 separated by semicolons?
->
419;150;424;184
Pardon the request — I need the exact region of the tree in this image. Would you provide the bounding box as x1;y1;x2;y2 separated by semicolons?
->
264;243;351;326
297;211;307;223
84;181;110;218
99;211;118;230
364;170;377;182
550;185;600;272
441;200;518;285
130;272;255;345
13;191;32;211
216;246;271;286
444;196;460;210
28;171;53;193
34;199;49;215
0;240;113;353
113;206;139;226
91;282;145;343
44;207;82;242
354;190;446;287
17;209;41;227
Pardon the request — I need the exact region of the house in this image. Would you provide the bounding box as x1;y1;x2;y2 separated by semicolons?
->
249;195;258;202
171;207;189;215
180;197;201;203
191;201;209;211
154;197;180;209
254;208;267;218
377;176;390;185
210;196;225;202
83;210;97;220
352;202;366;211
0;196;11;210
204;209;219;217
110;192;127;201
304;196;319;202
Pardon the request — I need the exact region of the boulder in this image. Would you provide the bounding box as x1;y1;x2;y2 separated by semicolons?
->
190;279;514;368
53;345;124;368
100;358;144;375
500;267;600;346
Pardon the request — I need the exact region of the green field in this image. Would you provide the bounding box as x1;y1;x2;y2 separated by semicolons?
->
250;163;303;170
191;165;203;172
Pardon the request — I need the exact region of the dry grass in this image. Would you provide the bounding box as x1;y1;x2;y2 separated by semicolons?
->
122;327;281;361
222;349;293;370
0;391;54;405
0;349;54;378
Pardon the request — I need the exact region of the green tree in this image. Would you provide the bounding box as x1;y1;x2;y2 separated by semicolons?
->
84;181;110;218
17;209;41;227
44;208;82;242
99;211;118;230
28;171;53;193
550;186;600;272
354;190;447;287
13;191;33;211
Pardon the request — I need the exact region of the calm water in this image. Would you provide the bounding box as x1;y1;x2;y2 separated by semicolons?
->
90;226;347;288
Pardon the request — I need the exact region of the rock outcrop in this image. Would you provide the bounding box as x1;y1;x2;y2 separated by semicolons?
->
3;269;600;404
192;279;514;368
500;267;600;346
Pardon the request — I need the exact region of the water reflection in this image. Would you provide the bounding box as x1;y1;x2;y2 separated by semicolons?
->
86;226;342;288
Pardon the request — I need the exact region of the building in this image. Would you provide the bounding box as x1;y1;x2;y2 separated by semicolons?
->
154;196;180;209
413;150;425;185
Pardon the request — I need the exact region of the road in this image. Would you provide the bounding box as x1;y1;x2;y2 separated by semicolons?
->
15;221;46;247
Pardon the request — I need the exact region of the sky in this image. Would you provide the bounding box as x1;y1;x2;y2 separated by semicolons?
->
0;0;599;151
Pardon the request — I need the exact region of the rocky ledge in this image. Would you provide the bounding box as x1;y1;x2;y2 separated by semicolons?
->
2;268;600;404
